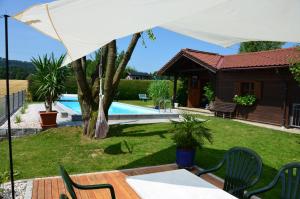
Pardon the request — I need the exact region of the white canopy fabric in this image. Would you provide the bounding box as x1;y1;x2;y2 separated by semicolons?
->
14;0;300;65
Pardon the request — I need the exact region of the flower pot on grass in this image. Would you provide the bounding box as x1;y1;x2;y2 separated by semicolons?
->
170;113;213;169
32;54;67;129
176;148;196;168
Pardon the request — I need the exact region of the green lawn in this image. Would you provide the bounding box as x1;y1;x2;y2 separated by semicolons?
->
0;117;299;198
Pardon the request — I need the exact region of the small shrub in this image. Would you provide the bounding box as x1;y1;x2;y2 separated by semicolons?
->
0;170;19;198
233;94;256;106
148;80;170;106
15;115;21;123
20;106;26;114
203;82;215;102
171;113;213;149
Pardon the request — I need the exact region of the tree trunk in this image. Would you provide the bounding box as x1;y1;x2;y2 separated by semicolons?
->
72;32;141;138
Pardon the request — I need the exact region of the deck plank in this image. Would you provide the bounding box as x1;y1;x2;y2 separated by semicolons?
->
51;178;59;199
44;179;52;199
31;179;39;199
37;179;45;199
31;164;224;199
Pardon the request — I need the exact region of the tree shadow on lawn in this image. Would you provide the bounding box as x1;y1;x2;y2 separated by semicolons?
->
120;146;281;199
108;124;169;138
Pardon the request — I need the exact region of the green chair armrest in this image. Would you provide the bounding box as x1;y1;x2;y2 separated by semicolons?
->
196;159;224;176
73;183;116;199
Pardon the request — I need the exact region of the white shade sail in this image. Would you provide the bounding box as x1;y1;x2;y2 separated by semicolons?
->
14;0;300;65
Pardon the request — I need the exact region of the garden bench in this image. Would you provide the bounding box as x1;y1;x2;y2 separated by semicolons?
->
138;94;149;101
211;101;236;118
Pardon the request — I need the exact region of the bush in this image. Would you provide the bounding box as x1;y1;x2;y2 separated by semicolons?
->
171;113;213;149
117;80;153;100
29;77;179;101
233;94;256;106
203;82;215;102
28;75;77;101
148;80;170;106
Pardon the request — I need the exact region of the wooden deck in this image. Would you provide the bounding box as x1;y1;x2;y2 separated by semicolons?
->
32;164;223;199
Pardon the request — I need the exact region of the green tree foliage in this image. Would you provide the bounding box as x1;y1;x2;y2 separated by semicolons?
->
31;54;68;112
148;80;170;106
0;57;35;79
239;41;285;53
289;47;300;85
171;113;212;149
203;82;215;102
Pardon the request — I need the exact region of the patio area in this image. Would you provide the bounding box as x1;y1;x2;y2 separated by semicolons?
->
31;164;223;199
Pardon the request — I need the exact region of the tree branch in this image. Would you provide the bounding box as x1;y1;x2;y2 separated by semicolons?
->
113;33;141;87
72;59;91;96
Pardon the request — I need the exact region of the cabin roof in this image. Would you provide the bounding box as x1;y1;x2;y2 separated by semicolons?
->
158;47;300;75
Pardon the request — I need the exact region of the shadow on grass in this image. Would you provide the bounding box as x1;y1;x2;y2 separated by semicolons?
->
104;142;126;155
104;140;134;155
108;124;170;138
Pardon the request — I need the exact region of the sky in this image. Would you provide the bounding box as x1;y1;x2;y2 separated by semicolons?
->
0;0;297;73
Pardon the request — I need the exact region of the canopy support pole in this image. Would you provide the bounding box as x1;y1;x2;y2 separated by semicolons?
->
4;14;15;199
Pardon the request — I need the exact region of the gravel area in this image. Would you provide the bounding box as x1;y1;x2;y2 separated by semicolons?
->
0;103;79;130
0;181;29;199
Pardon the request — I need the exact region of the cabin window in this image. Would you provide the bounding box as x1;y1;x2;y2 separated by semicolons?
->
235;81;262;99
241;82;255;95
190;75;199;88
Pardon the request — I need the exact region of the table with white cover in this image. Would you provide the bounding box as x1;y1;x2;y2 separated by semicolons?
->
126;169;237;199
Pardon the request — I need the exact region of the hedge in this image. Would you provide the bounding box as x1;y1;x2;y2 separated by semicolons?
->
27;75;78;101
28;76;186;102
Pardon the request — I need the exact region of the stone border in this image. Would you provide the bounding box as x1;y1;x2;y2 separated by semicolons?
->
24;180;33;199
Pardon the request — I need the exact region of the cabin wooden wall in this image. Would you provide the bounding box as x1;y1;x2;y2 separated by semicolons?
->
215;68;300;126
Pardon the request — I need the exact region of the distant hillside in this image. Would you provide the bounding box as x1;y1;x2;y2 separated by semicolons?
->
0;57;35;79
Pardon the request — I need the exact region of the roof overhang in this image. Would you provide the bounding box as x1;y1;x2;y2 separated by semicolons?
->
158;50;217;76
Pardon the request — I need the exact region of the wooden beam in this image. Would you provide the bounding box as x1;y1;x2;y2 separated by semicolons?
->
173;74;178;107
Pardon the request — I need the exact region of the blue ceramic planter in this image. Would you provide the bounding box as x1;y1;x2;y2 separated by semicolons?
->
176;148;196;168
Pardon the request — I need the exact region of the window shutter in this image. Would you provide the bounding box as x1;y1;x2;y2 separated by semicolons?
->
254;81;262;99
234;82;241;95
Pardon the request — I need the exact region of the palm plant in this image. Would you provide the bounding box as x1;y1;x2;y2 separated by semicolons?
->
31;54;68;112
171;113;213;149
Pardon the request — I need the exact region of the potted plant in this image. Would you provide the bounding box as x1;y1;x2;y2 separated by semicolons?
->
203;82;215;109
233;94;256;106
171;113;213;168
31;54;68;129
148;80;170;109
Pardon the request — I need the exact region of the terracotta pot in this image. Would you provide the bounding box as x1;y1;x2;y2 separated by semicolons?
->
39;111;57;129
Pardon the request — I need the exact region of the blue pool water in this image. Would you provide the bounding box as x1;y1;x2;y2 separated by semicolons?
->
58;95;158;115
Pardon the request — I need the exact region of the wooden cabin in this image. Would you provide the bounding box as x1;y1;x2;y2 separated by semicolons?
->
158;47;300;128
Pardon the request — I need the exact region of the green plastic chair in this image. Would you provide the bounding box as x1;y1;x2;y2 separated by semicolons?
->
59;165;116;199
245;162;300;199
197;147;263;198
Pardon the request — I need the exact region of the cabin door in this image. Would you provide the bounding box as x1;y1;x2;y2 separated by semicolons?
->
187;75;200;108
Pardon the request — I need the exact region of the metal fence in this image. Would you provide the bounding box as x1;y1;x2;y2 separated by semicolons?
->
290;103;300;128
0;90;26;126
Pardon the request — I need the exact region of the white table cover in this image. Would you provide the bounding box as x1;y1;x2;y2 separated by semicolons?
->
126;169;237;199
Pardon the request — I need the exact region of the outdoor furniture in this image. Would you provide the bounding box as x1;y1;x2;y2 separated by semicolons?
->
211;101;236;118
245;162;300;199
138;94;149;101
59;165;116;199
197;147;263;198
126;169;238;199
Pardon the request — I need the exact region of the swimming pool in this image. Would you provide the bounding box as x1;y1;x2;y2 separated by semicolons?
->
57;94;178;120
57;94;170;115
